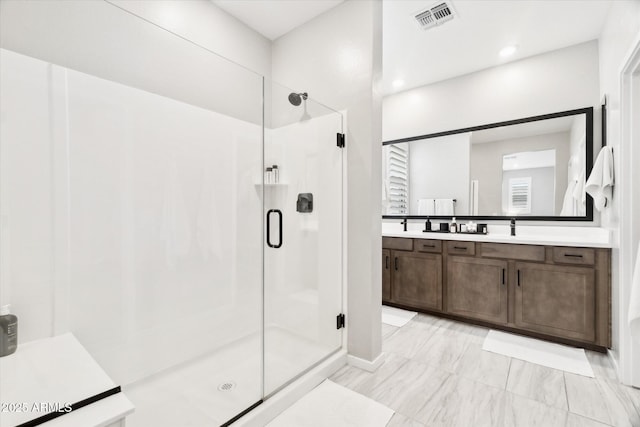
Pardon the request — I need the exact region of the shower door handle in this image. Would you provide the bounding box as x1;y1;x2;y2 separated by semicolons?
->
267;209;283;248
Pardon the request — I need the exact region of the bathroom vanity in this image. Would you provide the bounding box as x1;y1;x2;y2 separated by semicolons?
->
382;230;611;351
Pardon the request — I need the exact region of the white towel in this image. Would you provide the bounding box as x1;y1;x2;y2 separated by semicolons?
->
628;243;640;332
585;146;614;211
435;198;455;216
417;198;435;215
573;169;586;206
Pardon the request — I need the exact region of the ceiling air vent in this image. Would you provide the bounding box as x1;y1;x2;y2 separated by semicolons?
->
414;1;455;30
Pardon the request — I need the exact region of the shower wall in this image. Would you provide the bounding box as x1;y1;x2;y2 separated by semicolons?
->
0;47;263;385
0;0;263;126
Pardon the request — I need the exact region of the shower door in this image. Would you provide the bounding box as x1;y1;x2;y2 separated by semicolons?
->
263;82;344;395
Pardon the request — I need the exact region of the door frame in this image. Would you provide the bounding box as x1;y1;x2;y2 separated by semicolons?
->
618;30;640;387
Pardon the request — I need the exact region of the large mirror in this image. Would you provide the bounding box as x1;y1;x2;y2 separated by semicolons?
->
382;107;594;220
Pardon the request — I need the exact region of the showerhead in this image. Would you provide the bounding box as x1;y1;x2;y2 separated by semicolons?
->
288;92;308;106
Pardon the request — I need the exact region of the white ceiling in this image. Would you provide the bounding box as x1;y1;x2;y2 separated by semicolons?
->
384;0;612;94
211;0;344;41
210;0;611;94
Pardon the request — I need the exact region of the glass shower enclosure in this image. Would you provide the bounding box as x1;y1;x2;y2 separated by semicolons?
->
0;1;344;426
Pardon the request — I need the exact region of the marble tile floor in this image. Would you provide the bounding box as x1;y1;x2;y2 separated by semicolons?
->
331;312;640;427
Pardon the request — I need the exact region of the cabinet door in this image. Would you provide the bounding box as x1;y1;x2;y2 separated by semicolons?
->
393;252;442;311
515;262;595;342
447;256;508;324
382;249;391;302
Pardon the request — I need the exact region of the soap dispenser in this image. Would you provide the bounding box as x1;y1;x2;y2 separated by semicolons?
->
0;305;17;357
450;217;457;234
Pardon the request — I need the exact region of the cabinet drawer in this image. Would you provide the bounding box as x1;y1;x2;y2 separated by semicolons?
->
446;241;475;256
382;237;413;251
481;243;545;262
416;239;442;253
553;247;595;265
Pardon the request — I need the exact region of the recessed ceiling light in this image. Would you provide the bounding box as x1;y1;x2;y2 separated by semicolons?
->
499;45;518;58
392;79;405;89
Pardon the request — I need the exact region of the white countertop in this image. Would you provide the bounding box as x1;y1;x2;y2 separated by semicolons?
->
382;224;612;248
0;333;134;427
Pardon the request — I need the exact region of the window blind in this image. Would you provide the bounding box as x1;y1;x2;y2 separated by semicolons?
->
387;144;409;215
508;177;532;214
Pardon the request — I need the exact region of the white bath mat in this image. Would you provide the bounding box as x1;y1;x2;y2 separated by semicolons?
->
266;380;394;427
482;330;594;377
382;305;417;327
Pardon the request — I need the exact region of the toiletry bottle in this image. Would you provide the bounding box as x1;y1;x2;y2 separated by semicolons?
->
272;165;279;184
424;217;432;232
450;217;457;233
0;305;17;357
265;167;273;184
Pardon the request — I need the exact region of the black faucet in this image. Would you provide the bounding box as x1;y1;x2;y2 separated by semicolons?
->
401;218;408;232
510;218;516;236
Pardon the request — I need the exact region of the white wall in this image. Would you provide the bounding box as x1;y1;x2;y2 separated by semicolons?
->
383;41;600;141
272;0;383;363
409;134;470;216
0;0;267;125
109;0;272;78
597;0;640;383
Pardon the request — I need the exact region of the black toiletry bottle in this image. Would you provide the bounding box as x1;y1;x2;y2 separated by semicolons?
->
0;305;17;357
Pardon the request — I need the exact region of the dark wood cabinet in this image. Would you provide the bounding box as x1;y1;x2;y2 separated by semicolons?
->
382;237;611;350
393;252;442;311
514;262;596;342
382;249;391;302
447;256;508;324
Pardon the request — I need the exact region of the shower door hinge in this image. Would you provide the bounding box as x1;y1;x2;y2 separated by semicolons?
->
336;133;345;148
336;313;345;329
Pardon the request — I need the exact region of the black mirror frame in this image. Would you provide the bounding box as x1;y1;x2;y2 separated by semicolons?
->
382;106;594;222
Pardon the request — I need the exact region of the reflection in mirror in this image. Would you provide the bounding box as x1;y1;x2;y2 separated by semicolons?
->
502;149;555;216
382;109;591;218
